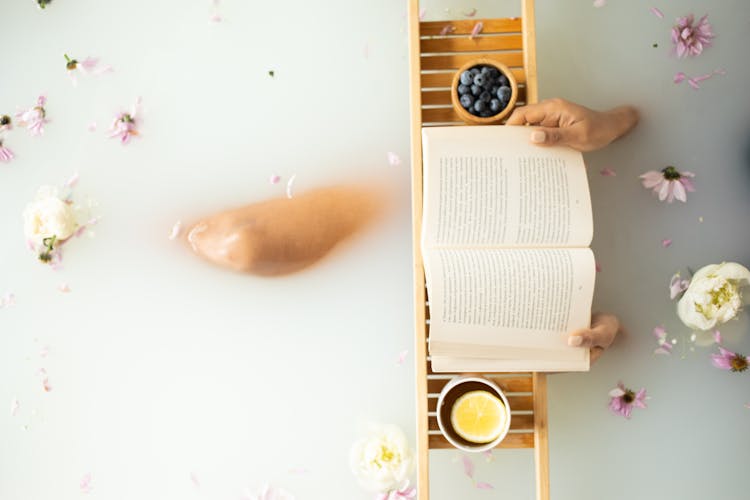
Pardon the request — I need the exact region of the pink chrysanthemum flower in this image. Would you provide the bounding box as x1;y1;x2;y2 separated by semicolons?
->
711;347;749;373
671;14;714;58
0;139;14;163
16;95;49;136
640;166;695;203
64;54;112;87
109;98;141;145
608;382;647;419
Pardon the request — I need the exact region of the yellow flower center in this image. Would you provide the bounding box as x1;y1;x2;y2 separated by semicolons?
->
694;279;739;319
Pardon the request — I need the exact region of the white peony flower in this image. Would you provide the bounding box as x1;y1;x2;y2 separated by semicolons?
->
350;423;414;493
23;186;77;244
677;262;750;331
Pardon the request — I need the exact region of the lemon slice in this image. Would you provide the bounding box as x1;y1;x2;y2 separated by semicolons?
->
450;390;507;444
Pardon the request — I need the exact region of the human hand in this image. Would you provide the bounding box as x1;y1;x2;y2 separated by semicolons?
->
506;98;639;152
567;313;620;364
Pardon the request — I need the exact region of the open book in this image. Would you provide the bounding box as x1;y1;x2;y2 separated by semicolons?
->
421;125;595;372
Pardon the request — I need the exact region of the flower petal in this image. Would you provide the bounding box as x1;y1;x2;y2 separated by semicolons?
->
469;22;483;39
599;167;616;177
661;239;672;248
169;220;183;241
674;72;686;83
462;455;474;479
672;179;687;202
649;7;664;18
387;152;401;166
476;482;494;490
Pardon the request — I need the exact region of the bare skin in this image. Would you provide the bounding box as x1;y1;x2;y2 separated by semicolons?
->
506;98;639;152
186;186;384;276
508;98;639;362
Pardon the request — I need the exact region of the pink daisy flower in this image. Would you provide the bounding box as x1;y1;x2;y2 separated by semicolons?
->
16;95;49;136
640;166;695;203
109;98;141;145
711;347;749;373
671;14;714;58
608;382;647;419
0;139;14;163
65;54;113;87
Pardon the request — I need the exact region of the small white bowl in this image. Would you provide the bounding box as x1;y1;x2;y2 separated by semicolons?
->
436;375;512;453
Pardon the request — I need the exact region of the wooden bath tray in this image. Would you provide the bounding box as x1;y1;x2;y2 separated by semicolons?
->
406;1;550;499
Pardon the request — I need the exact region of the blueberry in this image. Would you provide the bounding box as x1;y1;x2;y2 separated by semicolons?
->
458;84;470;95
480;110;493;117
459;94;474;109
490;99;501;113
488;67;500;79
491;85;499;95
480;91;491;103
471;84;481;96
460;71;473;86
498;75;509;87
470;67;480;76
497;86;512;102
473;100;486;113
480;66;490;75
473;74;485;87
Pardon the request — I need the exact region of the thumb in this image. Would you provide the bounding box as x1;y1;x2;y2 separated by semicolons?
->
529;127;571;147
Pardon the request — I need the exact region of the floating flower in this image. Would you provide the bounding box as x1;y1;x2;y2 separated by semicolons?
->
376;481;417;500
640;166;695;203
677;262;750;331
64;54;112;86
23;181;98;266
671;14;714;58
0;139;14;163
109;97;141;145
711;347;749;373
608;382;647;419
16;95;48;136
653;326;673;355
0;114;12;132
350;423;414;493
242;484;295;500
669;272;689;300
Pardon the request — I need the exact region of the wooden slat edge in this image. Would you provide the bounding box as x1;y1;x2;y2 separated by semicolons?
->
420;34;523;54
522;0;538;104
533;372;550;500
429;432;534;449
427;375;533;394
420;18;522;36
421;68;527;87
421;87;527;106
421;52;524;71
408;1;429;500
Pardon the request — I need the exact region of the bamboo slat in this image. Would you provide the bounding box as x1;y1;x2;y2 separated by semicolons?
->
421;51;524;71
421;87;527;106
420;18;522;36
429;432;534;449
427;394;534;412
420;34;523;53
427;375;533;394
420;68;527;88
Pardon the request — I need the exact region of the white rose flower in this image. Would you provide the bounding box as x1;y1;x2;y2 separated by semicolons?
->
23;186;77;244
350;423;414;493
677;262;750;331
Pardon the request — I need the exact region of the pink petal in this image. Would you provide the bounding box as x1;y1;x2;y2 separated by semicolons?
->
80;473;92;493
462;455;474;479
593;0;606;7
687;78;700;90
42;378;52;392
469;22;483;39
10;398;19;417
657;179;671;201
713;330;722;344
674;72;686;83
58;283;71;293
269;175;281;184
679;175;695;192
40;345;50;357
387;152;401;166
418;7;426;20
396;349;409;366
653;326;666;339
65;172;80;188
595;262;602;273
639;171;663;188
286;174;297;199
671;179;687;202
649;7;664;18
210;14;222;22
87;121;97;132
711;353;732;370
654;347;671;355
0;292;15;308
608;388;625;398
169;220;183;240
661;239;672;248
439;25;455;36
599;167;616;177
476;482;494;490
482;450;494;462
190;472;200;489
463;8;477;17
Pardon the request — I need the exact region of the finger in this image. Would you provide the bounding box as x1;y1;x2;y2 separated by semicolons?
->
590;346;605;364
529;127;573;147
567;315;619;349
505;102;555;126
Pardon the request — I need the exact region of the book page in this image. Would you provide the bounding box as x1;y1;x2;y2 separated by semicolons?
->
422;247;595;354
421;125;593;249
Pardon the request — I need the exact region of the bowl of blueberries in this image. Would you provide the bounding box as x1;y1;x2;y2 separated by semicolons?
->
451;59;518;124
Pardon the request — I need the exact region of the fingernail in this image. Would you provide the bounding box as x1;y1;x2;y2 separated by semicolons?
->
530;130;546;143
567;336;583;347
